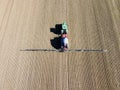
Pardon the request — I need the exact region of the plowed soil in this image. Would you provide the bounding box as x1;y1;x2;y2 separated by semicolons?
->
0;0;120;90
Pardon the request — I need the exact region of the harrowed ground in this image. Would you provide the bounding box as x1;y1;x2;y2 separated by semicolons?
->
0;0;120;90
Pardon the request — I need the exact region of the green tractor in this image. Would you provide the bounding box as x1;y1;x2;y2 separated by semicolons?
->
61;22;68;34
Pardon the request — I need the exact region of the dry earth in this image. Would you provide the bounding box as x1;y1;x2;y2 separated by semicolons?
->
0;0;120;90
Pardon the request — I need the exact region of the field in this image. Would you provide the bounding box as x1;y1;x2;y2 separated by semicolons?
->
0;0;120;90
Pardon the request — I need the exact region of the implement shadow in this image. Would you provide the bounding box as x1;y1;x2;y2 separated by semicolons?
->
50;24;62;35
50;36;61;49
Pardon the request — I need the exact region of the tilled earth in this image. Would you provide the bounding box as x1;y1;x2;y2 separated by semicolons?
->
0;0;120;90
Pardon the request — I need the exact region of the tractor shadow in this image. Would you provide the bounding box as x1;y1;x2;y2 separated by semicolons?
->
50;24;62;35
50;36;61;49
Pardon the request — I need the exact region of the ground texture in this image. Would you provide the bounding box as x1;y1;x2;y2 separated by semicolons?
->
0;0;120;90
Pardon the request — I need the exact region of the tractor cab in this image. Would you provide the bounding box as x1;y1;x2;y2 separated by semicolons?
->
61;22;68;34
